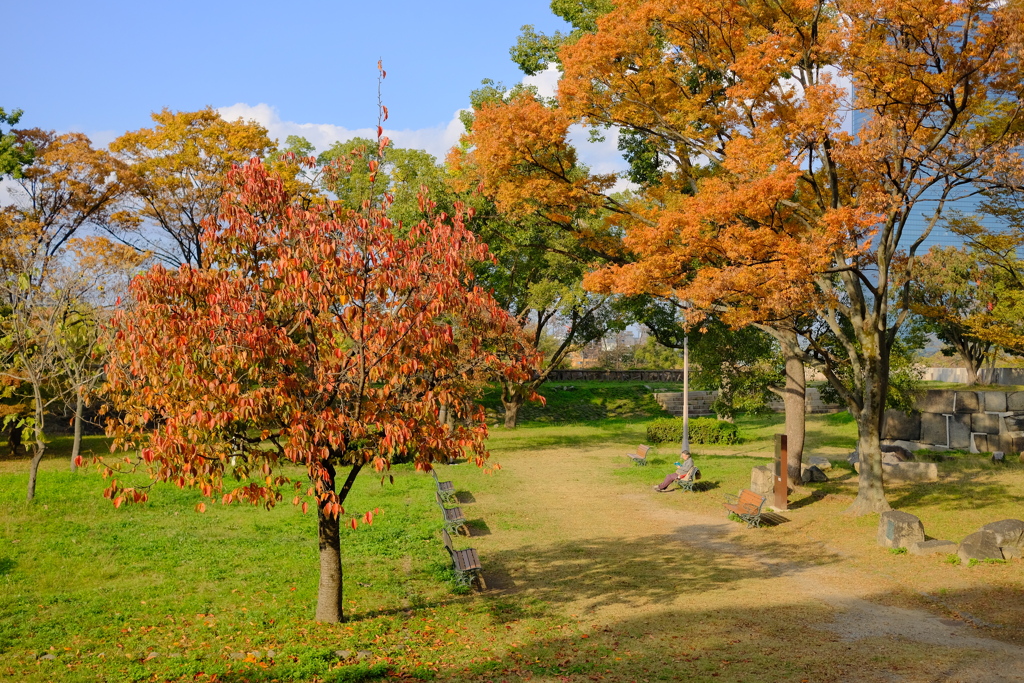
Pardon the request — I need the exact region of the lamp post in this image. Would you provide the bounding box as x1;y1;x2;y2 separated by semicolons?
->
682;333;690;452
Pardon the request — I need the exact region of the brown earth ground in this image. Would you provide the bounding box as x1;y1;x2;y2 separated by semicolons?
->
454;441;1024;682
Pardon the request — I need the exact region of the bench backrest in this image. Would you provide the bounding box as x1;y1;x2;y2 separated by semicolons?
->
738;489;765;510
442;528;455;553
637;444;651;458
435;491;445;509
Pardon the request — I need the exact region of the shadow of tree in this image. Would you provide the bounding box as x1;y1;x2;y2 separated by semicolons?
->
0;557;14;575
481;527;842;610
889;475;1024;511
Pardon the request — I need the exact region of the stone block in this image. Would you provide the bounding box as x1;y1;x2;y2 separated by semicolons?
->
882;453;903;465
980;519;1024;548
750;465;774;498
972;433;989;453
954;391;979;413
909;539;957;556
801;465;828;482
920;413;949;445
880;444;913;461
878;510;926;549
883;410;921;441
972;413;1001;435
918;390;955;414
983;391;1008;413
1007;392;1024;411
949;414;971;450
958;530;1004;562
806;455;832;470
1004;414;1024;432
858;461;939;483
1002;546;1021;560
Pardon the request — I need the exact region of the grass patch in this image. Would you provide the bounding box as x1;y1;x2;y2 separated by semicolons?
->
478;380;680;424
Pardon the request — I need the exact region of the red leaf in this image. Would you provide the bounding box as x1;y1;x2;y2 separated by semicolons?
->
349;518;358;530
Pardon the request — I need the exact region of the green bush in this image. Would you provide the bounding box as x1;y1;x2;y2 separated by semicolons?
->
646;417;739;445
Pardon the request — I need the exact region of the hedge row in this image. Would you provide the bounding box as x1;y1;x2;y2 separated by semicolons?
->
646;417;740;445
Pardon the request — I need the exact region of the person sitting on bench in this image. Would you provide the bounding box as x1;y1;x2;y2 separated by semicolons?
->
654;450;696;492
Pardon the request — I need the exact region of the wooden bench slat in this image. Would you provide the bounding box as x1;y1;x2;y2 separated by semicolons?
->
627;444;651;466
723;489;766;528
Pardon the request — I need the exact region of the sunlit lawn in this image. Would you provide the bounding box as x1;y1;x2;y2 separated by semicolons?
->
0;409;1022;682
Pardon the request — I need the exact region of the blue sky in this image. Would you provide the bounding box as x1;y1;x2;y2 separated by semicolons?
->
5;0;596;162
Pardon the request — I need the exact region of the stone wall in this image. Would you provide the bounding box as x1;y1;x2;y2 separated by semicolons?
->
547;370;688;382
654;388;841;418
884;389;1024;453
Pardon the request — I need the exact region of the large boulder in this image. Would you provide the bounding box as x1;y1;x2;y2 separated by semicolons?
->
854;461;939;483
909;539;957;556
980;519;1024;549
750;465;774;498
958;530;1004;562
882;452;903;465
805;455;833;470
878;510;926;549
883;410;921;441
801;465;828;483
880;444;913;461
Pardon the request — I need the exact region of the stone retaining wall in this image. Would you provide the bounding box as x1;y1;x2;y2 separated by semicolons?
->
654;388;841;418
884;389;1024;453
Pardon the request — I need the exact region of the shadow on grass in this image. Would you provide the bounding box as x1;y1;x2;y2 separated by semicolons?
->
456;491;477;504
409;585;1024;682
466;519;491;536
0;557;14;575
484;528;842;610
889;476;1024;511
487;420;649;453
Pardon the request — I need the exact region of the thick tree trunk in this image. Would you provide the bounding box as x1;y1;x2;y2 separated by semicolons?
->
315;502;343;623
26;384;46;502
847;351;891;516
502;399;521;429
778;330;806;484
70;391;84;472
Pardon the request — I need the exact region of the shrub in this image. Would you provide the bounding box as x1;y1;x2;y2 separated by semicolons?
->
646;417;739;445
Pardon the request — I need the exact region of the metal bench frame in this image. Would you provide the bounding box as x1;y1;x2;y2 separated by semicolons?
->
442;528;486;590
724;489;767;528
436;491;469;536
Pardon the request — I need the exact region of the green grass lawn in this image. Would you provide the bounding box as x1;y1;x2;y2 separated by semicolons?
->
1;409;1022;682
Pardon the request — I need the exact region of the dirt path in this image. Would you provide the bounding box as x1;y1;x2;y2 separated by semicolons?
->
472;445;1024;682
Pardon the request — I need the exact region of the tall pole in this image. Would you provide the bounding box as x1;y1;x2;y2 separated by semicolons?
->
682;333;690;453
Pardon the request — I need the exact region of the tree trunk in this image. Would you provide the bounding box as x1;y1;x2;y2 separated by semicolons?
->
778;330;806;484
847;351;891;515
315;502;343;623
70;390;84;472
502;399;521;429
26;383;46;502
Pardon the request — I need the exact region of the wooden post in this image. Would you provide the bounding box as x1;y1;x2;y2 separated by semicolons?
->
774;434;788;510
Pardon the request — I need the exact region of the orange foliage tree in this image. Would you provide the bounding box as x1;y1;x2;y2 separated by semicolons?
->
110;107;275;268
0;129;126;500
102;156;537;622
470;0;1024;513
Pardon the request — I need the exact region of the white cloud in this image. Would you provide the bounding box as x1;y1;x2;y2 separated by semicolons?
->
522;64;561;99
216;103;467;162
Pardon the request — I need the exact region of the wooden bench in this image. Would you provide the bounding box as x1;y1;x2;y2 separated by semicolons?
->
431;469;457;505
724;489;766;528
436;491;469;536
442;528;486;590
627;444;652;466
675;468;701;492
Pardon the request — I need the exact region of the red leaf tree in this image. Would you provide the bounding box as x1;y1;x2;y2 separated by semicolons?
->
103;158;537;622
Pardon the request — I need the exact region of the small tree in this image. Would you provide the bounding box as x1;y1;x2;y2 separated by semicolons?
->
103;156;536;623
